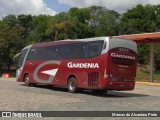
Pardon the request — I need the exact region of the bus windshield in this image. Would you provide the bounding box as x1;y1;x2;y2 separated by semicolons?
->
18;49;28;67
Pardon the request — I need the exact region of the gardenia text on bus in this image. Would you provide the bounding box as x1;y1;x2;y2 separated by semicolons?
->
111;53;135;60
67;62;99;68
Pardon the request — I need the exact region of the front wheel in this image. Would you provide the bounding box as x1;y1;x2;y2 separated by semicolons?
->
67;77;77;93
24;74;32;87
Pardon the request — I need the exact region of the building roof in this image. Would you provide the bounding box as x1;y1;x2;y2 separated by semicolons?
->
117;32;160;44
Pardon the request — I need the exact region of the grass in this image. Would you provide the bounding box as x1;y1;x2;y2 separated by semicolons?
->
136;71;160;82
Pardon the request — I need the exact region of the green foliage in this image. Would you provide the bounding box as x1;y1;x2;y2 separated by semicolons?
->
18;15;33;39
29;15;51;42
89;6;120;36
120;4;157;34
154;44;160;71
0;15;25;70
137;70;160;82
119;4;160;66
69;7;94;39
137;44;150;64
3;15;17;26
47;12;80;40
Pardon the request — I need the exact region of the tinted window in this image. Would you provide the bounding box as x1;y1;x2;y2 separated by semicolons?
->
61;43;86;59
27;46;61;61
86;41;104;58
27;40;104;61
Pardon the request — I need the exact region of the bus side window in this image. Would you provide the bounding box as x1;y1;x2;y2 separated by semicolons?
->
86;41;104;58
50;46;61;60
70;43;86;59
43;46;53;60
38;47;48;60
59;45;71;59
26;48;37;61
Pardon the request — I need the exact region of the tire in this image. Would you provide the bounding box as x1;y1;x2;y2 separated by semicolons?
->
24;74;32;87
67;77;77;93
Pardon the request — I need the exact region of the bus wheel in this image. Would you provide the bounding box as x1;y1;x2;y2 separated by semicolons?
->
68;77;77;93
24;74;32;87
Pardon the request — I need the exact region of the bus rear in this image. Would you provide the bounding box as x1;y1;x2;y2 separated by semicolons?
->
105;37;137;90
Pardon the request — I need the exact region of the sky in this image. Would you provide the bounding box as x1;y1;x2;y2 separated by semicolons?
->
0;0;160;18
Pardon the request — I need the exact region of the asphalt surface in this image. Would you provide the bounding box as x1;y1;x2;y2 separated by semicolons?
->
0;78;160;120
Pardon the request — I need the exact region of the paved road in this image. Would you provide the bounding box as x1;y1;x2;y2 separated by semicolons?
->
0;78;159;120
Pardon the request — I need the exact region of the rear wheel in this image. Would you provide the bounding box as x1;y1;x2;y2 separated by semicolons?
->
67;77;77;93
24;74;32;86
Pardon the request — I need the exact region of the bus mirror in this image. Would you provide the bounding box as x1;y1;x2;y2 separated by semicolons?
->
14;53;21;62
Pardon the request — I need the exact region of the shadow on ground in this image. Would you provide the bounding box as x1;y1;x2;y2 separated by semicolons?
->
20;83;149;98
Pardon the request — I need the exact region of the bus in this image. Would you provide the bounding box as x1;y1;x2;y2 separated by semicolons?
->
15;37;137;93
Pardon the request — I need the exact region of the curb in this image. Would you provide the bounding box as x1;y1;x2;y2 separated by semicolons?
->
136;81;160;86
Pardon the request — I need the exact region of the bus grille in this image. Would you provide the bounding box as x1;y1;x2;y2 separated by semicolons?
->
88;72;99;87
112;58;134;65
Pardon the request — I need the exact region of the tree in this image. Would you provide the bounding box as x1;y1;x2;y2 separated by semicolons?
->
18;15;33;39
28;15;51;43
119;4;160;65
0;15;25;70
119;4;157;34
47;12;80;40
47;16;64;41
69;7;95;39
153;5;160;31
88;6;120;36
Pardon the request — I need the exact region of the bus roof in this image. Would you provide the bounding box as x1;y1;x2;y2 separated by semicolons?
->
23;36;136;49
32;37;109;48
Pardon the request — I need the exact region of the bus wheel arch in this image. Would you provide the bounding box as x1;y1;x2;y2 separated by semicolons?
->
67;75;78;93
23;73;33;87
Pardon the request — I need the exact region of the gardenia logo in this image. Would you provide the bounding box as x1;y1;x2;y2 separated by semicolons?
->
111;53;135;60
67;62;99;68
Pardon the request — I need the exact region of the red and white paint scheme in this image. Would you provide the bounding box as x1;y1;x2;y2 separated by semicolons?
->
15;37;137;93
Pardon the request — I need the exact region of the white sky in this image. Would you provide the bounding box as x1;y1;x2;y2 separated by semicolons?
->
0;0;56;18
0;0;160;18
58;0;160;13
